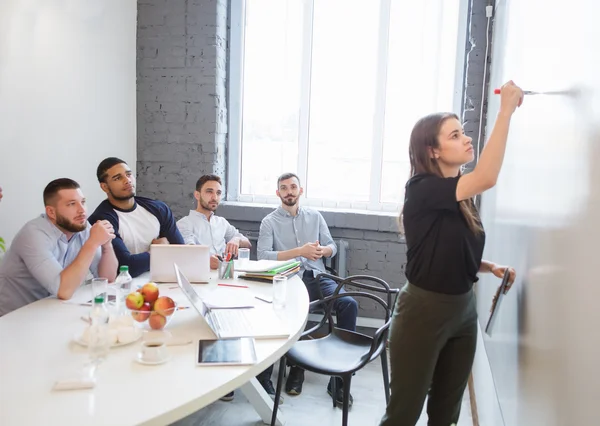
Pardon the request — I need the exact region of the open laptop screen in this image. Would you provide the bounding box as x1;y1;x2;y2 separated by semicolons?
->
174;263;209;317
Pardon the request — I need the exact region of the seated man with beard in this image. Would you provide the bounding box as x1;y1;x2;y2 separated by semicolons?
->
89;157;184;277
0;178;118;316
177;174;251;270
257;172;358;406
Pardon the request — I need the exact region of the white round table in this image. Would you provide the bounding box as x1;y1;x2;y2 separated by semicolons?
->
0;271;308;426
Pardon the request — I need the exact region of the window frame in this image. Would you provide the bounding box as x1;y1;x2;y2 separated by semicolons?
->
227;0;469;212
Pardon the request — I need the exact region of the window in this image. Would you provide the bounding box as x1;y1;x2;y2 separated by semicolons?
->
228;0;466;211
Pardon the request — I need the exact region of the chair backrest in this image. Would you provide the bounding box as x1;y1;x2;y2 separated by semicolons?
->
338;275;400;318
313;273;399;321
306;273;400;361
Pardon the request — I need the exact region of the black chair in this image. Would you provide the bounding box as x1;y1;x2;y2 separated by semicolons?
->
270;273;399;426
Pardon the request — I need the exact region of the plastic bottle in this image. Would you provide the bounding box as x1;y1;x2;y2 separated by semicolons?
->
115;265;133;313
89;295;110;364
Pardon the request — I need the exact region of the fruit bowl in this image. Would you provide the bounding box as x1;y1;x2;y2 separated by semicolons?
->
126;300;178;331
125;283;178;331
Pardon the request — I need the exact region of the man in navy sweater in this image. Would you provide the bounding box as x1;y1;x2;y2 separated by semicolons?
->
89;157;184;277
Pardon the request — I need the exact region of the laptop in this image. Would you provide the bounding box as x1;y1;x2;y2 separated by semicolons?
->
485;269;511;336
150;245;210;283
174;263;290;339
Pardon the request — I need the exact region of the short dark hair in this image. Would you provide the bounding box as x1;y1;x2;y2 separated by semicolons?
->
97;157;127;183
277;173;300;188
43;178;80;206
196;174;222;191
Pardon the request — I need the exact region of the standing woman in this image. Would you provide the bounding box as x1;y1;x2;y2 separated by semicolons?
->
380;81;523;426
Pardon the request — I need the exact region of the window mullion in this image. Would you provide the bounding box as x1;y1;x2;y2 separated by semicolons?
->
368;0;392;210
226;0;245;201
297;0;314;199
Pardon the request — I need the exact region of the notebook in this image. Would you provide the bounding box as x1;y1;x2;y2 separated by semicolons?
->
484;269;511;336
235;259;300;273
238;260;301;282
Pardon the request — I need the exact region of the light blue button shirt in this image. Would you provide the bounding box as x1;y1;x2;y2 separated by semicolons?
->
257;206;337;277
0;215;101;316
177;210;247;256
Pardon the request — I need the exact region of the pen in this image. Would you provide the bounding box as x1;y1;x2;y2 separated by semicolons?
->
218;283;249;289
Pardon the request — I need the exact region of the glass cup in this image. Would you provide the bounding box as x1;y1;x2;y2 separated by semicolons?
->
218;260;235;280
91;278;108;301
238;248;250;265
272;275;287;310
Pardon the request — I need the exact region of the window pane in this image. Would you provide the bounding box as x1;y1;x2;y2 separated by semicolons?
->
380;1;461;203
305;0;381;202
240;0;304;196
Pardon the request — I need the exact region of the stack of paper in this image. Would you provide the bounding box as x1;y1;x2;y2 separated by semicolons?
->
237;260;301;282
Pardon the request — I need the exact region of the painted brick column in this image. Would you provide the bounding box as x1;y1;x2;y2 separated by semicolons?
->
136;0;228;218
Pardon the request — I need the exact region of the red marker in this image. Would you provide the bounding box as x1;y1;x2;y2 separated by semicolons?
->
218;283;249;289
493;88;573;96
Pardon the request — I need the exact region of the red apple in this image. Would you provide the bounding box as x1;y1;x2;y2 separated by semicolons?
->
131;303;151;322
149;312;167;330
140;282;159;304
154;296;176;317
125;292;144;310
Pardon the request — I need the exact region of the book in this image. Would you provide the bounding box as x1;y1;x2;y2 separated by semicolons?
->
240;265;301;282
196;338;257;366
235;259;300;273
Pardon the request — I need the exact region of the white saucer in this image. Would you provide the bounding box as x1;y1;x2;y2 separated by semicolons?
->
134;353;171;366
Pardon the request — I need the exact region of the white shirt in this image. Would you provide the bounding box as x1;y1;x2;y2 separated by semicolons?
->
116;205;160;255
177;210;247;256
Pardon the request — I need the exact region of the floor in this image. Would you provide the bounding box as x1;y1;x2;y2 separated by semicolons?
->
171;351;473;426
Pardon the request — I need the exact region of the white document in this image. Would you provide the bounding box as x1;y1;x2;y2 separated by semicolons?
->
197;286;256;309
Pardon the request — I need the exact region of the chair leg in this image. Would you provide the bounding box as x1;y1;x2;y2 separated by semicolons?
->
331;376;336;408
381;348;390;405
270;357;287;426
342;374;352;426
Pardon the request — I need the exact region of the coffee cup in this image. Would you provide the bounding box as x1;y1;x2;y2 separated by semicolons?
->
139;341;169;363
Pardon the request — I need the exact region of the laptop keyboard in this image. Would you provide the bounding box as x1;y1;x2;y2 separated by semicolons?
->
209;309;254;335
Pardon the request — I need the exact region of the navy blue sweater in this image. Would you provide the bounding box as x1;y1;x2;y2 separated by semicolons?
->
89;197;184;277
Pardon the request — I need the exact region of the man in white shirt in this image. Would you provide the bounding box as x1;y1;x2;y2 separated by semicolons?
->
177;175;251;270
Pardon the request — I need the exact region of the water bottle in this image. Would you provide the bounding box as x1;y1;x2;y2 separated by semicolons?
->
89;295;110;364
115;265;133;313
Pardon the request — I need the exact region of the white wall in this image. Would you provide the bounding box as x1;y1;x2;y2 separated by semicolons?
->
473;0;600;424
0;0;137;244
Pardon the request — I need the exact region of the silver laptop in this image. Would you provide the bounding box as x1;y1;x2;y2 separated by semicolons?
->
150;245;210;283
174;263;290;339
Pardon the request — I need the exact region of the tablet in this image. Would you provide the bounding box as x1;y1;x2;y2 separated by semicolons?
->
484;269;511;336
196;338;257;366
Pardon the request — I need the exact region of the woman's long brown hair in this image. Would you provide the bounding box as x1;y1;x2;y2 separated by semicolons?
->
402;112;483;235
